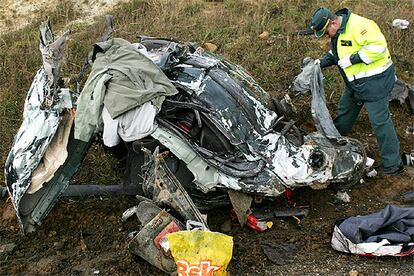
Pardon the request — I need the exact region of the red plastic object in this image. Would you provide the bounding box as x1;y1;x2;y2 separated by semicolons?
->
153;221;181;249
283;188;294;207
230;209;267;232
178;121;191;133
245;213;267;232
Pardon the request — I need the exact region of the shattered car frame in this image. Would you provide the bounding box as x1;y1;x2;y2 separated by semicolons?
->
4;18;366;233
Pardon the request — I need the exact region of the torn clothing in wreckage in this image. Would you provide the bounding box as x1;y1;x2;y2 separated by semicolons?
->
74;38;178;142
102;102;158;147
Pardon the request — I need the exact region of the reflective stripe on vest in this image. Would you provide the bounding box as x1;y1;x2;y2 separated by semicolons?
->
358;45;387;64
347;59;392;82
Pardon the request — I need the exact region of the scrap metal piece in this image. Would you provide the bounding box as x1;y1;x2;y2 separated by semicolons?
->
252;207;309;220
142;147;208;227
4;21;70;232
261;241;297;265
0;187;7;200
390;79;409;105
39;20;69;106
128;201;179;274
228;190;253;226
402;191;414;203
100;15;114;42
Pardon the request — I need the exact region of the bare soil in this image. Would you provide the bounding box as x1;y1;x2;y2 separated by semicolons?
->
0;0;128;35
0;165;413;275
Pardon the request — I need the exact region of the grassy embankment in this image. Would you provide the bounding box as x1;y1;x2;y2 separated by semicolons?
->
0;0;413;184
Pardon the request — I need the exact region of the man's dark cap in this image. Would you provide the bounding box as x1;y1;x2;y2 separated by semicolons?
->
309;7;333;38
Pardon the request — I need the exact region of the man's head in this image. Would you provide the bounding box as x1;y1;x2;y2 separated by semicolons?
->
309;7;341;38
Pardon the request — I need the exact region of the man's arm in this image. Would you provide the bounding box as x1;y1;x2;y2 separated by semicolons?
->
319;50;336;68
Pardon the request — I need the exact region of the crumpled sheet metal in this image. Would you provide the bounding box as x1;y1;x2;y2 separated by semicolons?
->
142;147;208;227
390;78;414;114
148;49;365;195
4;22;70;229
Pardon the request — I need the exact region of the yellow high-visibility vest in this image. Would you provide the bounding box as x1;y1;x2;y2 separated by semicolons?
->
337;13;392;82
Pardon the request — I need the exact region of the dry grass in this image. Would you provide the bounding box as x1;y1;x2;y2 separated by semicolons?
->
1;0;413;183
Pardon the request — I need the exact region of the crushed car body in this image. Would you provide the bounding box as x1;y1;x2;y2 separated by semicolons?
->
4;18;366;233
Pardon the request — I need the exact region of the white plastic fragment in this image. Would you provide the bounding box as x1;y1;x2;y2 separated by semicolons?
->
392;19;410;29
186;220;208;231
160;237;170;253
365;157;375;169
336;191;351;203
366;169;378;178
121;206;139;222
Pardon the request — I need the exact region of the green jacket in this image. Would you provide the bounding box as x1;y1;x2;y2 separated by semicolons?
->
320;9;395;101
74;38;178;142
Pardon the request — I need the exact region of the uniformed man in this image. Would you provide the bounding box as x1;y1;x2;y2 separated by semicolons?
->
309;7;404;175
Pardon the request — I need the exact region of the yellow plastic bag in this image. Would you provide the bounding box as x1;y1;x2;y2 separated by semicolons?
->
167;230;233;276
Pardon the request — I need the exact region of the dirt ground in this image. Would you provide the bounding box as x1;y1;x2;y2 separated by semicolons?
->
0;164;414;275
0;0;128;35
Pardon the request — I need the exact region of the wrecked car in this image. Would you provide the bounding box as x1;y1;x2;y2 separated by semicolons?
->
4;18;366;233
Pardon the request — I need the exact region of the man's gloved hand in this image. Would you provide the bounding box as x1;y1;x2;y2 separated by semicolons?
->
314;59;321;65
338;56;352;69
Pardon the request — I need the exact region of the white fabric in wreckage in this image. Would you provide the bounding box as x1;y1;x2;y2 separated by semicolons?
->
28;110;75;194
102;102;158;147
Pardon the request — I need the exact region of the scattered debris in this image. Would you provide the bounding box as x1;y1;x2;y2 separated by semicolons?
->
0;243;16;253
335;191;351;203
259;31;270;39
401;190;414;203
332;205;414;256
390;79;414;114
228;190;253;226
365;157;377;177
366;169;378;178
127;201;180;273
261;241;297;265
349;270;359;276
406;126;414;135
365;157;375;169
254;206;309;228
230;209;273;232
0;186;7;200
202;42;217;52
392;19;410;29
402;152;414;166
252;206;309;221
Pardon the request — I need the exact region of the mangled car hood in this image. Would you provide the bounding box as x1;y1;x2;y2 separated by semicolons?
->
140;39;365;193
